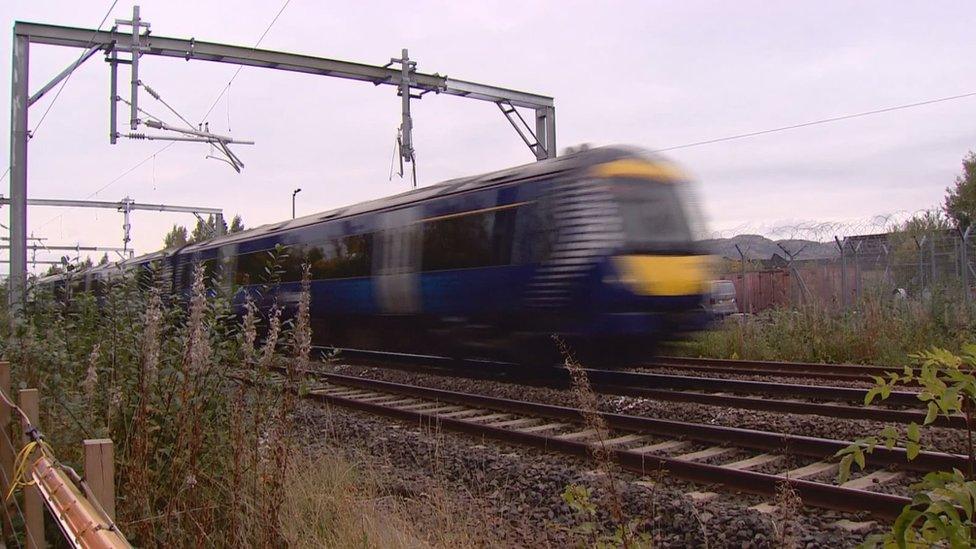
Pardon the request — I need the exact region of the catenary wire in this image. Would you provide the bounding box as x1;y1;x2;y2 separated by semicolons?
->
30;0;119;139
198;0;292;124
31;0;292;236
652;90;976;153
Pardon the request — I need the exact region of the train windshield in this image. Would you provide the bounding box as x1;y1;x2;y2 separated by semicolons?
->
612;179;698;252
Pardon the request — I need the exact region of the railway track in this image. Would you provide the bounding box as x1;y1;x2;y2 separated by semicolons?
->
320;348;964;429
642;356;907;383
247;366;967;520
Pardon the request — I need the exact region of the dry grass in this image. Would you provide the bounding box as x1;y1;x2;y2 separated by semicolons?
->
279;451;497;548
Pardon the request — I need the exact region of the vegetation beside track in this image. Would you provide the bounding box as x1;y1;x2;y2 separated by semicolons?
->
0;257;490;547
674;290;976;366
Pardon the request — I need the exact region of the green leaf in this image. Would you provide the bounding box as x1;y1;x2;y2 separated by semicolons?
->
839;454;854;483
925;402;939;425
906;441;921;460
853;448;866;470
907;422;921;443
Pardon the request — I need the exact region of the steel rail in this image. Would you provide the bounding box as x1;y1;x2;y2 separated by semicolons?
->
260;368;917;519
638;356;906;383
322;348;948;428
302;369;967;473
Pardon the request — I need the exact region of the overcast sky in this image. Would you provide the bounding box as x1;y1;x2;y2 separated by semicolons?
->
1;1;975;272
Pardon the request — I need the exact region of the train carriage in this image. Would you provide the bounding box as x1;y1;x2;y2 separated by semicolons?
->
36;145;713;365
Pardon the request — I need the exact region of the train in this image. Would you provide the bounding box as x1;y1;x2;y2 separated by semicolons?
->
33;145;713;365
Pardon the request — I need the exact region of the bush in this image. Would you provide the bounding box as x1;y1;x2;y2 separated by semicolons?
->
682;292;976;365
0;258;305;546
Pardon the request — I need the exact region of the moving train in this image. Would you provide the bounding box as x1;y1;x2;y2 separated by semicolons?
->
34;146;712;365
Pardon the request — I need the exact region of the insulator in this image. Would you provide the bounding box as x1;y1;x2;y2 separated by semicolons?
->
126;133;147;140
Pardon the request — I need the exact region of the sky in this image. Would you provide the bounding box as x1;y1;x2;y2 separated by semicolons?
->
1;1;975;273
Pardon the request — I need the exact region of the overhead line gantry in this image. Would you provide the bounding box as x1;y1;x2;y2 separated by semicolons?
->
9;5;556;320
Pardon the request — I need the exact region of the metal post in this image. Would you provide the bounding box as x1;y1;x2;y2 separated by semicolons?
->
930;235;937;287
545;106;556;159
735;244;748;313
834;236;847;310
963;227;972;306
109;46;117;144
291;188;301;220
9;33;29;323
120;198;133;255
129;5;140;130
214;212;225;236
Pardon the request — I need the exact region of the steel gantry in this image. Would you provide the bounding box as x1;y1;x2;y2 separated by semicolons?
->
0;196;224;258
8;6;556;320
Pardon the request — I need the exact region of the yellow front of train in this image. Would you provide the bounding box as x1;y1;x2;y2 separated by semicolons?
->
587;155;715;350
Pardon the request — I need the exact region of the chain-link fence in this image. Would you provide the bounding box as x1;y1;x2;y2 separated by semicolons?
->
716;228;976;313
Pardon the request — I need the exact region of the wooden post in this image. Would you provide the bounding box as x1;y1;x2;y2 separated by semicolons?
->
83;439;115;521
0;361;12;539
19;388;44;549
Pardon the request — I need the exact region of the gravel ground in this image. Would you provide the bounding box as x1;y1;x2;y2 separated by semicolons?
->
317;360;965;456
294;396;886;548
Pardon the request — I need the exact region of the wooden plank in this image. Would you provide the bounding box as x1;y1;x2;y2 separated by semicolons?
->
517;422;568;433
780;461;839;480
463;413;513;423
437;409;486;419
83;438;115;521
19;389;43;549
0;362;12;540
593;433;646;448
630;440;690;454
488;417;539;428
725;453;784;471
840;470;904;491
674;446;736;462
555;429;597;441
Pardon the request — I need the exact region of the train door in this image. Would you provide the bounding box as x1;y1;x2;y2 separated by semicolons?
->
373;209;420;314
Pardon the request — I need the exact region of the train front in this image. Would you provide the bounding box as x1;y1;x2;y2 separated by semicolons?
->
568;152;712;362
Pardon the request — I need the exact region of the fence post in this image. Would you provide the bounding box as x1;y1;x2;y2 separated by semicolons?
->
963;227;972;306
853;241;863;303
735;244;749;313
0;361;12;540
834;236;847;310
19;388;44;549
83;439;115;521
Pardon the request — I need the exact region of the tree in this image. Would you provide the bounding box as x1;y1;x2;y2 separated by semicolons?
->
230;214;245;234
98;253;109;266
944;151;976;229
164;224;189;249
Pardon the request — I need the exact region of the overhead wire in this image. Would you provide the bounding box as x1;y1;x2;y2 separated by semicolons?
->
652;90;976;153
32;0;292;238
29;0;120;140
198;0;292;125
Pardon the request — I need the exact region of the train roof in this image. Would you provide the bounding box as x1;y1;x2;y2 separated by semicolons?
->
181;145;645;254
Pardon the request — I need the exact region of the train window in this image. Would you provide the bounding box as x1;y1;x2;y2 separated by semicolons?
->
303;234;373;280
235;251;269;286
613;179;693;250
421;210;494;271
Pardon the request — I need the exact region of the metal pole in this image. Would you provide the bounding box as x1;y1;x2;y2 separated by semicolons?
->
545;106;556;159
9;32;29;322
291;188;301;219
963;227;972;306
214;212;225;236
398;49;416;186
129;5;140;130
109;46;117;144
834;237;847;310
